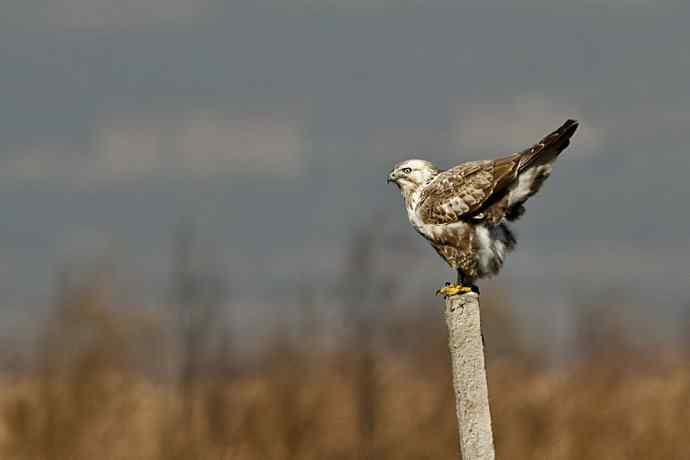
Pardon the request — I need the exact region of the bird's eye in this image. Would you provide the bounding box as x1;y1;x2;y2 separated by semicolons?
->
402;167;412;174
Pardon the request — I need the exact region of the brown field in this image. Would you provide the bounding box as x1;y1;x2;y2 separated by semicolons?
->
1;285;689;460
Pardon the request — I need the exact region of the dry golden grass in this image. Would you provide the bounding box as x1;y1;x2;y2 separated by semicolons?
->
2;345;690;459
2;284;689;459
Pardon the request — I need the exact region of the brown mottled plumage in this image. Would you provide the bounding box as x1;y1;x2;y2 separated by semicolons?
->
388;119;579;286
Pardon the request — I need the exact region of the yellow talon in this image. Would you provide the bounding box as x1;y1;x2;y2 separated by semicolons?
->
435;283;473;297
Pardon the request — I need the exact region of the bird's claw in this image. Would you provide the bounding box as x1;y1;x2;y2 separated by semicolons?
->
435;282;473;298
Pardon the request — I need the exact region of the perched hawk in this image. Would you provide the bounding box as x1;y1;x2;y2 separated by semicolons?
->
387;119;579;296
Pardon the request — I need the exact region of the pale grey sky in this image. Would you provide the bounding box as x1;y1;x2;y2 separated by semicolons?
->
0;1;689;344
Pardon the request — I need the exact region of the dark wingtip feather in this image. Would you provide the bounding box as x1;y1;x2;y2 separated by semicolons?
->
516;119;579;173
542;119;579;153
558;119;579;139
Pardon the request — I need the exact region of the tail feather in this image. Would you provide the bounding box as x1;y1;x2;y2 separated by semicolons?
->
505;119;579;221
469;119;579;223
517;119;579;172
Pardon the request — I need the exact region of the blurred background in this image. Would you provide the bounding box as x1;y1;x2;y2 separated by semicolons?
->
0;1;689;459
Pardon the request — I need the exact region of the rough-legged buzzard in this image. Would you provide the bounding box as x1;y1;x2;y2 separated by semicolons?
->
387;119;579;296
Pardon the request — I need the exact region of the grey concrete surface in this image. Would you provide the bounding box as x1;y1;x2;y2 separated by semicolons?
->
444;292;495;460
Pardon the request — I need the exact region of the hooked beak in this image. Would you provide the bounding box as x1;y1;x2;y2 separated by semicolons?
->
387;171;396;184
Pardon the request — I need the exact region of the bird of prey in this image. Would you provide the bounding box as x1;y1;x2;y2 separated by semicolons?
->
387;119;579;297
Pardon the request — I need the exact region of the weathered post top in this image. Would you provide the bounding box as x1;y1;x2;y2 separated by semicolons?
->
443;292;495;460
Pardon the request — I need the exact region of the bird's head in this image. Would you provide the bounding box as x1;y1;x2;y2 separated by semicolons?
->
387;159;440;194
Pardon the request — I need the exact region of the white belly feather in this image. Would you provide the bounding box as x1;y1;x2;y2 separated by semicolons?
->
406;185;510;277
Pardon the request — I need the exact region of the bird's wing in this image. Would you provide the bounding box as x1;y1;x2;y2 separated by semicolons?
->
417;119;579;225
416;159;518;225
506;119;579;175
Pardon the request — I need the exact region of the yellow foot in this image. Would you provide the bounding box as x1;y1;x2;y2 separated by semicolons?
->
435;282;473;298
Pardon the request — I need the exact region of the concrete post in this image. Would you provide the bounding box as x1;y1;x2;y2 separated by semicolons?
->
443;292;495;460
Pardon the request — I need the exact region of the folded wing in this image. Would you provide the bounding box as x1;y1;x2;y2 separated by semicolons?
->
417;119;579;225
